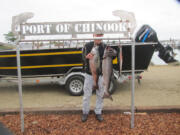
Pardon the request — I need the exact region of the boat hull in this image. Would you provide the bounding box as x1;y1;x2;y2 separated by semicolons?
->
0;45;155;77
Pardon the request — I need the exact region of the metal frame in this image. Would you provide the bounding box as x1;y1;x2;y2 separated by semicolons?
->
8;13;158;132
15;37;24;132
19;20;131;36
9;36;156;133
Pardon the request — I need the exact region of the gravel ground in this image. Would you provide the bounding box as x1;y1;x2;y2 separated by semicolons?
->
0;112;180;135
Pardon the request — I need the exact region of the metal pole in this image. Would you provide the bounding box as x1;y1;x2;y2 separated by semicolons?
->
131;40;135;128
16;40;24;132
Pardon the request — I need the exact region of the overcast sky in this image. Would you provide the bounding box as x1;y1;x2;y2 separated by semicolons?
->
1;0;180;42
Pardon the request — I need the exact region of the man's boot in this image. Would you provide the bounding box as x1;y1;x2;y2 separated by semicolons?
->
95;114;103;122
81;114;88;122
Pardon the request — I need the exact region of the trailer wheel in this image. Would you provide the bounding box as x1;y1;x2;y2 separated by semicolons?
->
65;75;84;96
108;77;116;95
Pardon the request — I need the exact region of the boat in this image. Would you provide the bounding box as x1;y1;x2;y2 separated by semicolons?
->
0;43;155;77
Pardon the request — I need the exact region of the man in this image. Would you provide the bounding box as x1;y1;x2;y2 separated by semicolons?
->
81;31;115;122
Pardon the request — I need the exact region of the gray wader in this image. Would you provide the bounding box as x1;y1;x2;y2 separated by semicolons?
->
82;73;104;115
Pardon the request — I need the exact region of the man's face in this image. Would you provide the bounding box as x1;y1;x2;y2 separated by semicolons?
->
93;34;103;45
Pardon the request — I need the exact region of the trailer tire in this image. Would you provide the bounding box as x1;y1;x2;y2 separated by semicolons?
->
65;75;84;96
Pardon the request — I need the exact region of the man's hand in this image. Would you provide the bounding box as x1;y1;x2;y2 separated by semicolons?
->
86;53;94;59
104;47;117;57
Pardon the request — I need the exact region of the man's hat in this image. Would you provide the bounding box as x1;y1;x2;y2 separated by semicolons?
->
94;29;104;35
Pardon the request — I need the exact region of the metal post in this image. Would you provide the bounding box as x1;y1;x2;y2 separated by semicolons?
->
16;40;24;132
131;40;135;128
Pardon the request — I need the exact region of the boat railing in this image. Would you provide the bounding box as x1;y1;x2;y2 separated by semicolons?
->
18;37;156;50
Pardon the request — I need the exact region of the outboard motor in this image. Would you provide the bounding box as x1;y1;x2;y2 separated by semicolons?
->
135;24;177;63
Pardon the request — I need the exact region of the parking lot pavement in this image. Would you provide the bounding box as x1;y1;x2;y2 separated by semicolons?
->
0;65;180;111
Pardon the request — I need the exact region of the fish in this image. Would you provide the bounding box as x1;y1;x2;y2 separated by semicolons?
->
102;46;117;101
89;45;100;91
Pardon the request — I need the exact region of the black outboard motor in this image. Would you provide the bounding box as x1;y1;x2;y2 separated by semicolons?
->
135;24;177;63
